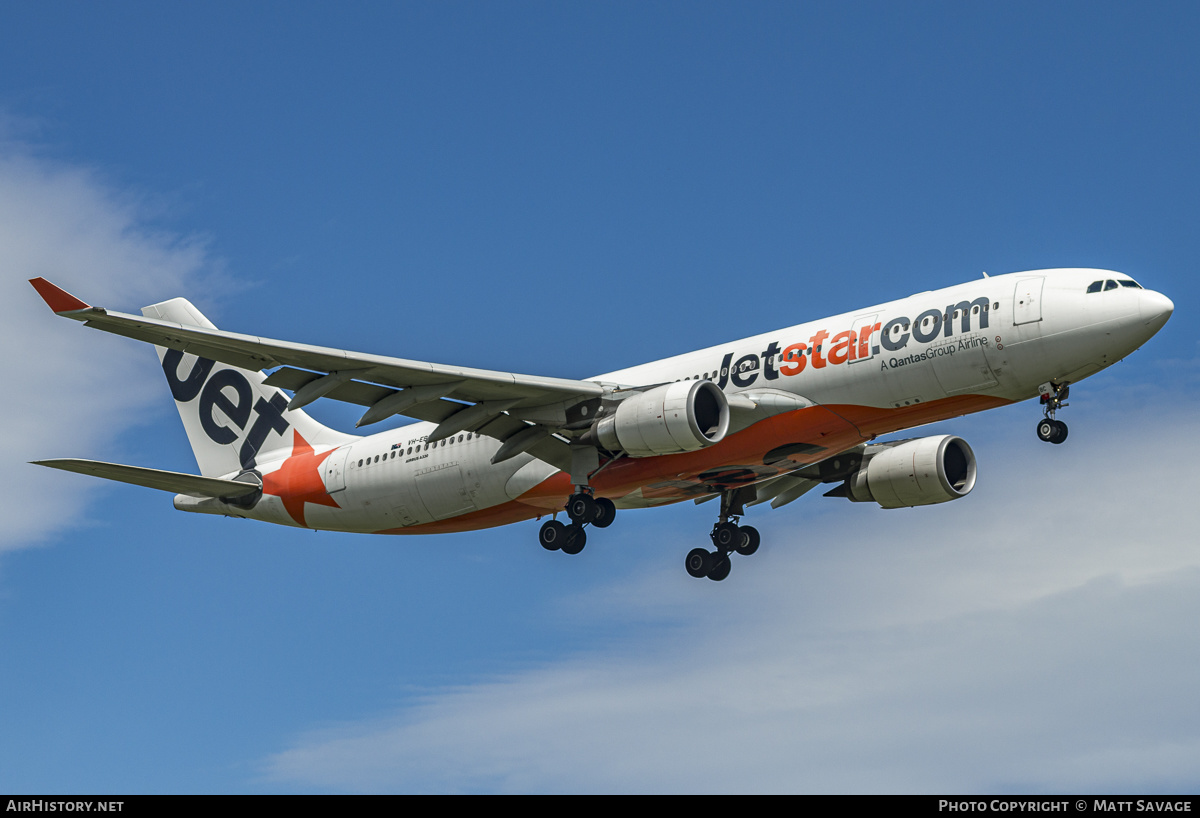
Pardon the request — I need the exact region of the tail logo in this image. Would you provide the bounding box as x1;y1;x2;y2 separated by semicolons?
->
261;431;342;527
162;349;290;469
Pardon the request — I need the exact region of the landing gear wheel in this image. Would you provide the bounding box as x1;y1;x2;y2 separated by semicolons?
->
1037;383;1071;444
539;520;566;551
686;548;712;578
735;525;760;556
1037;419;1057;442
567;494;596;524
1051;419;1068;444
707;554;732;582
561;524;587;555
711;521;741;550
591;497;617;528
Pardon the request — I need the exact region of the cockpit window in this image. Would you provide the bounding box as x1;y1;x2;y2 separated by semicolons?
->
1104;280;1118;291
1087;281;1102;293
1118;279;1142;289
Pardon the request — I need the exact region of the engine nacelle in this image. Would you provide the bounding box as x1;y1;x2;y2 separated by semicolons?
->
594;381;730;457
845;435;976;508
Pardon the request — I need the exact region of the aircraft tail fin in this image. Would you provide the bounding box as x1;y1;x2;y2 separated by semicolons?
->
141;298;357;478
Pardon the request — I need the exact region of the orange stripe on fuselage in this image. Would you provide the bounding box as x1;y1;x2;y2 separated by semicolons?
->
828;394;1012;438
376;393;1012;535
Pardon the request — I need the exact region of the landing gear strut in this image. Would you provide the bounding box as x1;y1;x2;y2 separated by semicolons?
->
539;487;616;556
1036;382;1070;445
685;487;760;582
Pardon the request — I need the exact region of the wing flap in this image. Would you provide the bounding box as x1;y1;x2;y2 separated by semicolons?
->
476;414;572;471
32;459;261;498
265;367;398;407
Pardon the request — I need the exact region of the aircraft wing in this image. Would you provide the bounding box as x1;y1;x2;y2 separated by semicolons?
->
30;279;604;454
32;459;261;498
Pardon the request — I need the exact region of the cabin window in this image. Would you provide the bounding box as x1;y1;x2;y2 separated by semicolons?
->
357;459;363;467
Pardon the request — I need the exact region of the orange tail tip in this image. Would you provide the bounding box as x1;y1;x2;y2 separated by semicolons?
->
29;278;92;313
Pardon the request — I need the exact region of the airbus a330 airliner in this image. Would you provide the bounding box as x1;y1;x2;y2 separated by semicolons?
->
30;269;1172;581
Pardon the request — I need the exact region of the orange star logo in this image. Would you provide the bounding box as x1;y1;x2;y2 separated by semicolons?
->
262;431;341;527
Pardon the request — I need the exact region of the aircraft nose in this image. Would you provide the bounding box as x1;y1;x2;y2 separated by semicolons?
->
1139;290;1174;332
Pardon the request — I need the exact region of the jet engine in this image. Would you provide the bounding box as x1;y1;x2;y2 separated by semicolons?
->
842;435;976;508
593;381;730;457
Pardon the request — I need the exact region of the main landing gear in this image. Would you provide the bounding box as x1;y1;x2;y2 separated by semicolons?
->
685;487;760;582
539;489;616;556
1036;382;1070;445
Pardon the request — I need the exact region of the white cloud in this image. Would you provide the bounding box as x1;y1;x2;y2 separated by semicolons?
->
262;400;1200;793
0;139;216;549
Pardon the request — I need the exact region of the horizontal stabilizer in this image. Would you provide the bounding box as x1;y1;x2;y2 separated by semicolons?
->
31;459;261;498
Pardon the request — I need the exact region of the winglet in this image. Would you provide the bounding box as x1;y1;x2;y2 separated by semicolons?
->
29;278;92;313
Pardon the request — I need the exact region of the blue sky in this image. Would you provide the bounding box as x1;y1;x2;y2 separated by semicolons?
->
1;2;1198;793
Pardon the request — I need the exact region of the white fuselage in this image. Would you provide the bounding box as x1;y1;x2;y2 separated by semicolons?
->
212;268;1172;534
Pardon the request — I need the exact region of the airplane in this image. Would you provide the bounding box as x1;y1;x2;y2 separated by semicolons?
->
29;268;1173;582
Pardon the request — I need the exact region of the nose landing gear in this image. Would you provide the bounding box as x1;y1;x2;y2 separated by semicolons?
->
1036;382;1070;444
